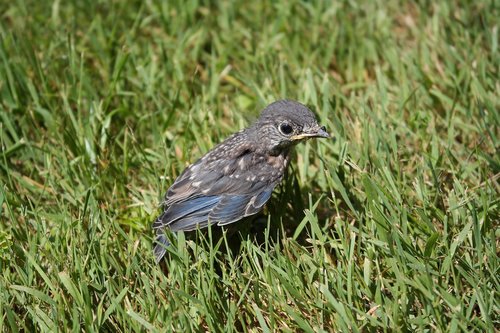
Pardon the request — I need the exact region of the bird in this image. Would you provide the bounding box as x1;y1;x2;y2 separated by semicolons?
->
153;99;330;262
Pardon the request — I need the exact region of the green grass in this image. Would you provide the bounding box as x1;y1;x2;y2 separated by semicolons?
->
0;0;498;331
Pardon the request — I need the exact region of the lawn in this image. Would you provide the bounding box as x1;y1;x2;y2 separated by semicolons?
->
0;0;498;331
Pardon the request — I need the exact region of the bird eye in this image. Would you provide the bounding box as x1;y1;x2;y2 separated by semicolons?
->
279;123;293;135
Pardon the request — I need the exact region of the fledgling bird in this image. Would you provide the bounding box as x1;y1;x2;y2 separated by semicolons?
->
153;100;329;262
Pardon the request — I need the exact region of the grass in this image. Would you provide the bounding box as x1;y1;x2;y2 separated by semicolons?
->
0;0;498;331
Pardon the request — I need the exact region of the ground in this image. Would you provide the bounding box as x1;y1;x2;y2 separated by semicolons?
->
0;0;498;331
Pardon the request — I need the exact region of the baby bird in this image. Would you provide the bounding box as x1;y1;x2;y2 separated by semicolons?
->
153;100;329;262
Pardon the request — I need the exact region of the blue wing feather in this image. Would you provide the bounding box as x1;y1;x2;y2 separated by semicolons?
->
209;195;252;224
156;196;220;228
250;189;273;211
210;188;274;225
168;212;212;231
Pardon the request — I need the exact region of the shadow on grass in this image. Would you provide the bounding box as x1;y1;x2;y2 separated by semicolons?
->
157;162;365;275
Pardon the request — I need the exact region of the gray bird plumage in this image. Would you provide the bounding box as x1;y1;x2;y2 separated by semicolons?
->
153;100;329;262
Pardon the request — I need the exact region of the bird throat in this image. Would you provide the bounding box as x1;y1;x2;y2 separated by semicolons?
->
266;148;291;174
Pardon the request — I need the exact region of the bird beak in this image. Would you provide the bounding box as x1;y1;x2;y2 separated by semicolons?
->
290;125;330;141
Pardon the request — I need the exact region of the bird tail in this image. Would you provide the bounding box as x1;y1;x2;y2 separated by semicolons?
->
153;232;170;263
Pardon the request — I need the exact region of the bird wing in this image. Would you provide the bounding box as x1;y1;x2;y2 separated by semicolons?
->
153;140;284;232
209;189;273;225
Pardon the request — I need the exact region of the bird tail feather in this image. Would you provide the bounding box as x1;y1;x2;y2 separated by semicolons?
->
153;233;170;263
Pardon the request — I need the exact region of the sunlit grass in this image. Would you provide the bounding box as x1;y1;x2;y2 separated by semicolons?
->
0;0;498;331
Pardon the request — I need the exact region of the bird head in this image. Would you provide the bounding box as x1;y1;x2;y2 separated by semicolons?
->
254;100;330;154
